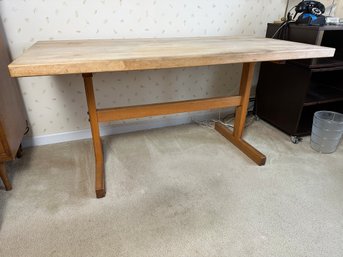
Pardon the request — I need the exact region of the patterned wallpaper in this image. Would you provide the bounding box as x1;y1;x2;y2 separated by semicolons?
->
0;0;341;136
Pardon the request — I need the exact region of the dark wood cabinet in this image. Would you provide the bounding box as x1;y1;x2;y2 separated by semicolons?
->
0;18;27;190
255;24;343;140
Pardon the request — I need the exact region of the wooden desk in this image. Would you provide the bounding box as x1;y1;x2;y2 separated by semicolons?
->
8;36;335;198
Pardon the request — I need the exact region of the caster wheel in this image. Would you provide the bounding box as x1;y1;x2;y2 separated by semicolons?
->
290;136;302;144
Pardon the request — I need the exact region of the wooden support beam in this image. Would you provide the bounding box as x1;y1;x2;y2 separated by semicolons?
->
215;122;266;166
97;96;241;122
233;63;255;138
214;63;266;166
83;73;106;198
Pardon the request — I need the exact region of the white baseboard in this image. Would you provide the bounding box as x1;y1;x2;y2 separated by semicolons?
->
22;110;233;148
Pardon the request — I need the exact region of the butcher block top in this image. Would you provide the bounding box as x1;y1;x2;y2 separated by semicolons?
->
8;36;335;77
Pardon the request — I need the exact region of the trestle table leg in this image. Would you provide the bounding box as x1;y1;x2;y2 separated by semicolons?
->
82;73;106;198
215;63;266;166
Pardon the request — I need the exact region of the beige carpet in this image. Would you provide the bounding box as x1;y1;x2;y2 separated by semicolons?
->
0;121;342;257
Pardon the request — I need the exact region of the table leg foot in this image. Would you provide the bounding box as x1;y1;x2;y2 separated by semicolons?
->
95;161;106;198
96;189;106;198
0;162;12;191
215;122;266;166
83;73;107;199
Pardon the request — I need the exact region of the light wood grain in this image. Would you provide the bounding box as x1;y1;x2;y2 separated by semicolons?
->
97;96;242;122
8;36;335;77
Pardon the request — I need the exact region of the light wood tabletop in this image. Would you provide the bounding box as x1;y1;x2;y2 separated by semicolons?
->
9;36;334;77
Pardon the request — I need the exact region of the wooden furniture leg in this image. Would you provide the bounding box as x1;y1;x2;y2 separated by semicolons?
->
0;162;12;191
215;62;266;166
16;144;23;158
82;73;106;198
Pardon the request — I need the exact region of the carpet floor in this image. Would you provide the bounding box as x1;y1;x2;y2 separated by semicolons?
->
0;121;342;257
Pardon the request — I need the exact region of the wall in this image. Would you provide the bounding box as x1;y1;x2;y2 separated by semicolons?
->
0;0;340;140
337;1;343;16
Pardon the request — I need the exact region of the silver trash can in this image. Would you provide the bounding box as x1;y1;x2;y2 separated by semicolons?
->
310;111;343;153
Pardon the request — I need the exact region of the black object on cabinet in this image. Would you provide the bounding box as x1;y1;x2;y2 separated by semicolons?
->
255;24;343;141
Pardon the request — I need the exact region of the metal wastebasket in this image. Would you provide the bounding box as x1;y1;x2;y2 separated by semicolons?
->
310;111;343;153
